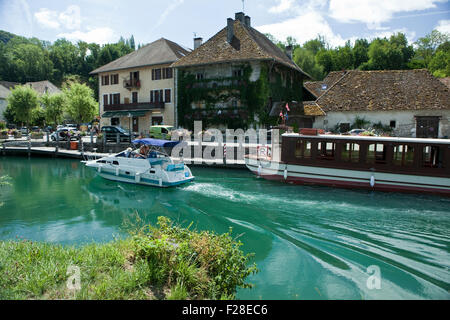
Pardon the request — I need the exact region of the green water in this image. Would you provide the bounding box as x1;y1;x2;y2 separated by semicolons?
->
0;156;449;299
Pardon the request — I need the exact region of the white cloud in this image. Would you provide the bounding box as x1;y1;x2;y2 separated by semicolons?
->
58;5;81;30
329;0;447;27
268;0;295;14
35;5;81;30
57;27;116;44
436;19;450;34
257;11;347;47
34;8;60;29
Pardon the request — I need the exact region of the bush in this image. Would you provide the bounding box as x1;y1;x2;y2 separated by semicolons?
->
132;216;257;299
0;216;257;300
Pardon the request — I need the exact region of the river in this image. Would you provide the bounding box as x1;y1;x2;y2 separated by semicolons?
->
0;156;449;299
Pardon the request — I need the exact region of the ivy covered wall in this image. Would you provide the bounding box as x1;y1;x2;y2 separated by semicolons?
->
177;61;303;130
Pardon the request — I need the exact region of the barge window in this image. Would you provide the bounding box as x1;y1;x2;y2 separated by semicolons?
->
317;142;335;160
295;140;312;159
422;146;443;168
393;145;415;167
341;143;360;163
367;143;387;164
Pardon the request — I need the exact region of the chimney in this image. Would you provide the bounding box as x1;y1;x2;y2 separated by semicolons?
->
244;15;251;27
227;18;234;44
285;45;293;60
235;12;245;23
194;37;203;50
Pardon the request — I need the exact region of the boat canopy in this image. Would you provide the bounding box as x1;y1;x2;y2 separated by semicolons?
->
132;138;183;148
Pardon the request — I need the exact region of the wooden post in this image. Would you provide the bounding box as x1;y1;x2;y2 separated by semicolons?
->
55;131;59;155
27;135;31;157
79;135;83;158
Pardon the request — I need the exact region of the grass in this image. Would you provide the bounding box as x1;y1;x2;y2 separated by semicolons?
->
0;216;257;300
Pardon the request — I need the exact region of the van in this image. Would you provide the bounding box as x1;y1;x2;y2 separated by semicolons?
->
149;125;174;140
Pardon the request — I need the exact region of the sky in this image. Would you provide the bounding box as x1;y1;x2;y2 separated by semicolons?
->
0;0;449;49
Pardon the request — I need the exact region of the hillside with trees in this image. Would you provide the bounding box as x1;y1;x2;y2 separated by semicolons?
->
0;31;136;98
266;30;449;81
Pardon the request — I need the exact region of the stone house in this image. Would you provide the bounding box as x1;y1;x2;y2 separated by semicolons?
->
0;84;10;122
172;12;311;130
304;69;450;138
0;80;61;123
90;38;189;134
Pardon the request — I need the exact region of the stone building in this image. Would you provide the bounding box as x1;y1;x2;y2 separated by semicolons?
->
304;69;450;138
90;38;189;134
172;12;311;130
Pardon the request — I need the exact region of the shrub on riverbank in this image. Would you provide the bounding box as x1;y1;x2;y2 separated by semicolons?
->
0;217;257;300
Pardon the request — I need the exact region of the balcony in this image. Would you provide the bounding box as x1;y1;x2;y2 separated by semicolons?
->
123;79;141;90
104;102;165;112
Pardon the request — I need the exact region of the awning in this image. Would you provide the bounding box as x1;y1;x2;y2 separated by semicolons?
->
102;110;148;118
132;138;185;148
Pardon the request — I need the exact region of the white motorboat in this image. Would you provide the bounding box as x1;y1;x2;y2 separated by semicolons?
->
83;138;194;187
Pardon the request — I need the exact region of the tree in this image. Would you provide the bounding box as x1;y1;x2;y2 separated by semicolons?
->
3;104;16;124
40;92;66;126
31;106;46;127
303;37;326;55
353;39;369;67
428;49;450;77
6;85;39;127
63;82;98;124
294;47;325;80
334;42;354;70
316;49;335;74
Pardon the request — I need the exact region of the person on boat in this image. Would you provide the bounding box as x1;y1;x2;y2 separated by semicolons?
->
136;145;149;158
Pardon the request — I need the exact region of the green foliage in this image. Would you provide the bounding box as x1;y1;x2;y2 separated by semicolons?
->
63;82;98;124
0;216;257;300
6;85;39;126
177;62;301;129
40;92;66;126
293;47;325;80
132;217;257;299
0;30;135;92
351;116;371;129
30;106;46;127
428;48;450;77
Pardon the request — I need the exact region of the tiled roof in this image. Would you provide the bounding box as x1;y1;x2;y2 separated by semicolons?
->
0;81;19;90
439;77;450;89
315;69;450;112
269;101;322;117
25;80;61;95
303;71;346;98
0;84;10;99
303;101;326;116
172;19;309;77
90;38;190;74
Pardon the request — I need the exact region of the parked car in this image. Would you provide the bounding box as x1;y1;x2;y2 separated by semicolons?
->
101;126;131;142
50;128;80;141
66;124;78;130
149;125;174;140
31;126;41;132
19;127;28;134
346;129;366;136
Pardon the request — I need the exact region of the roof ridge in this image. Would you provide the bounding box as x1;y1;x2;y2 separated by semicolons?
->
316;71;351;102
